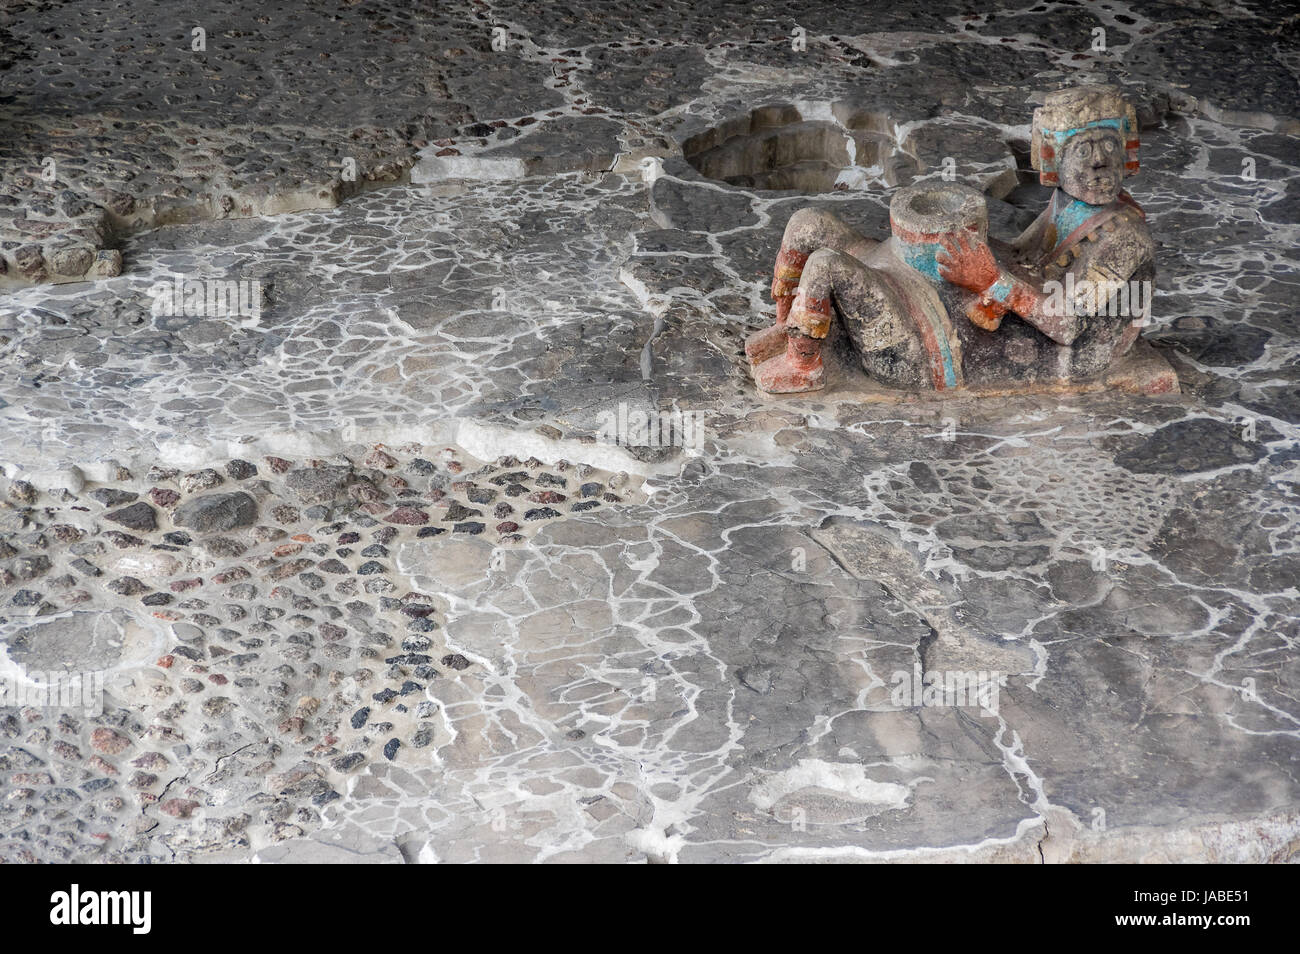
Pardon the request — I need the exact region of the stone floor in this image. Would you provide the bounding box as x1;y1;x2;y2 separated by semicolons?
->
1;0;1298;863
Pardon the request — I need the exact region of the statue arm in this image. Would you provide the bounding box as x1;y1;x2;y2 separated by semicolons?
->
937;232;1082;343
960;234;1153;344
971;262;1083;344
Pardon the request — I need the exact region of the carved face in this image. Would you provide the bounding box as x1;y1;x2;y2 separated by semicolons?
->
1058;127;1124;205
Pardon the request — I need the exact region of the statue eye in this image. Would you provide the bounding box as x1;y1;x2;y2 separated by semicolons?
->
1103;139;1116;153
1077;142;1092;158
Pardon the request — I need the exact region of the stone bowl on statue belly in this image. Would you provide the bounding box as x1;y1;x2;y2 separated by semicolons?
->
886;181;989;282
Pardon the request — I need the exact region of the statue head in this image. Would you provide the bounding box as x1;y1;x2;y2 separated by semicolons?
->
1031;85;1139;205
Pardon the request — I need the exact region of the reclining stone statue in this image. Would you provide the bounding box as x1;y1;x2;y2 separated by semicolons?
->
745;85;1172;395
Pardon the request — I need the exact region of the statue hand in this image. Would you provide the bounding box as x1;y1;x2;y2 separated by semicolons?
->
936;231;999;293
966;299;1004;332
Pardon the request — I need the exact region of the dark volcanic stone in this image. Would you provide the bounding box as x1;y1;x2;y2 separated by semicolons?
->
182;469;224;492
386;653;432;665
443;502;481;521
1112;418;1267;475
11;589;42;606
225;459;258;480
8;480;37;504
12;555;51;579
173;492;258;533
204;537;247;558
528;490;566;504
385;506;430;525
89;488;138;507
270;505;301;524
332;752;365;772
149;488;182;508
284;465;357;504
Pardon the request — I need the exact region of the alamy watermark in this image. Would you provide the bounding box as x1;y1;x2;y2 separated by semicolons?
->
889;665;1005;716
148;273;262;321
596;403;706;452
0;670;104;715
1041;273;1152;325
50;884;151;934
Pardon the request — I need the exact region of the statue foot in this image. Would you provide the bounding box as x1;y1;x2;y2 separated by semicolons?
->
744;323;788;367
755;332;825;393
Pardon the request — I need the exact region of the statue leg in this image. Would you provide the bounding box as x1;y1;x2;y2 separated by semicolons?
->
746;208;875;366
756;248;919;394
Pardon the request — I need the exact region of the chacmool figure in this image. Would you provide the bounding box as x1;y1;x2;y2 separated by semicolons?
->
745;85;1158;394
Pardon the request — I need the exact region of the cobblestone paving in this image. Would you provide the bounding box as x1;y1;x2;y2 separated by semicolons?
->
1;0;1298;862
1;446;640;860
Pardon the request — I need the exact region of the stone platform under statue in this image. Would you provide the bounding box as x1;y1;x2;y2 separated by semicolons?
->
757;323;1178;402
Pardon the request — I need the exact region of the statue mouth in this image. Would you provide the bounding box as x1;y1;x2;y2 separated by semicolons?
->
1085;176;1119;196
